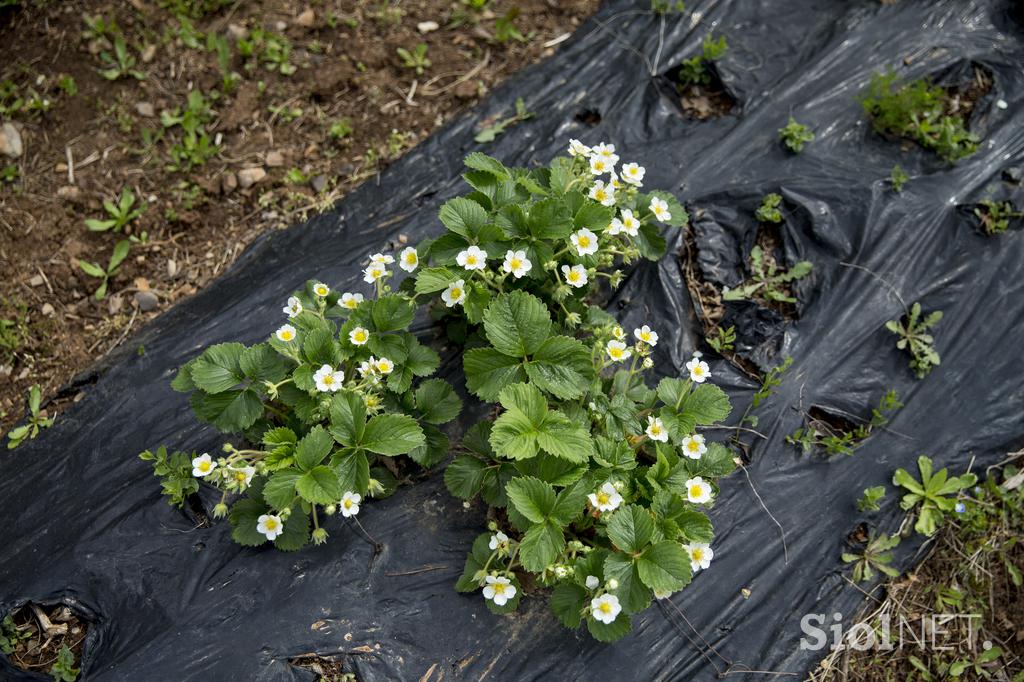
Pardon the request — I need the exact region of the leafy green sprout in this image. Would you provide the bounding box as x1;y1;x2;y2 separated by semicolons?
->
677;34;728;88
396;43;431;75
0;613;31;654
99;35;146;81
7;385;54;449
755;193;783;223
893;455;977;537
734;355;792;433
161;91;220;170
722;244;813;305
85;187;146;233
494;9;528;44
78;239;131;300
778;117;815;153
329;118;353;141
861;71;979;163
857;485;886;512
974;199;1021;235
885;302;942;379
0;165;17;183
475;98;533;143
50;644;80;682
786;390;901;457
890;164;908;192
705;325;735;354
238;29;296;75
842;530;900;583
651;0;686;13
1;300;30;363
81;14;119;42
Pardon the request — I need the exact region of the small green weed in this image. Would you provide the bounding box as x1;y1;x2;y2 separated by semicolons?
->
886;302;941;379
706;325;736;354
475;98;533;143
842;530;900;583
755;193;783;223
85;187;145;233
677;34;727;87
857;485;886;512
396;43;430;75
787;390;902;457
722;243;812;305
890;164;908;192
162;91;219;170
49;644;80;682
974;199;1021;235
99;36;146;81
78;240;131;300
779;117;814;153
893;455;977;537
7;385;54;449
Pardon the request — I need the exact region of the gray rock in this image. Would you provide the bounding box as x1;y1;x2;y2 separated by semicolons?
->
265;150;285;167
237;167;266;188
0;123;23;158
136;102;155;117
310;174;328;193
134;290;159;312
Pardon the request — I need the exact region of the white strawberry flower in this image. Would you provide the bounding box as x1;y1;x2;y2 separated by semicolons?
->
441;279;466;307
502;250;532;278
684;542;714;572
609;172;624;191
607;217;623;236
399;246;419;273
314;364;345;392
229;465;256;486
561;264;588;288
349;326;370;346
590;594;622;624
370;252;395;265
611;326;626;340
650;196;671;222
568;138;592;157
621;162;645;186
456;245;487;271
585;575;600;590
363;263;389;284
606;340;631;362
340;292;364;310
587;481;623;512
489;531;510;552
483;575;517;606
589;155;613;176
591;142;619;165
653;589;674;600
619;209;640;236
686;357;711;383
570;228;599;256
589;180;616;207
685;477;713;505
340;491;361;517
256;514;284;541
634;325;658;346
191;453;217;478
646;416;668;442
275;324;297;343
283;296;303;317
374;356;394;375
681;434;707;459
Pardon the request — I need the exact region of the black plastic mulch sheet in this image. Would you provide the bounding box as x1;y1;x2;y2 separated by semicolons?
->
3;0;1024;679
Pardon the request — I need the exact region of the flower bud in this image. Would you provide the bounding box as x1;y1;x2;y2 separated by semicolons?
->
642;357;654;369
566;312;581;327
609;271;624;288
544;260;558;271
312;527;329;545
324;504;337;516
368;478;385;497
613;480;624;491
607;578;619;590
487;520;498;531
279;507;292;520
213;503;228;519
221;443;233;452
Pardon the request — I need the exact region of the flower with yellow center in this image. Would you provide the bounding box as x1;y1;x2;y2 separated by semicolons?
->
370;252;395;266
363;264;388;284
456;245;488;271
442;279;467;307
276;324;297;343
313;282;330;297
590;594;622;624
374;356;394;375
587;482;623;512
340;491;361;517
589;155;611;175
561;264;588;288
364;394;381;409
686;357;711;383
488;531;510;553
340;292;364;309
681;434;707;459
606;340;631;362
588;180;616;207
502;250;532;279
621;162;645;187
591;142;618;164
650;196;672;222
349;326;370;346
684;542;714;572
633;325;658;346
646;416;669;442
571;228;599;256
685;476;713;505
313;364;345;393
256;514;284;541
282;296;303;317
568;138;591;157
612;326;625;340
619;209;641;236
191;453;216;478
399;246;419;273
483;575;516;606
231;465;255;486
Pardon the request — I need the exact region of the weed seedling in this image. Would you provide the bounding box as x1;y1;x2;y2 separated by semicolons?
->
0;165;17;184
7;385;54;449
238;29;296;75
57;75;77;96
78;239;131;300
677;34;727;87
651;0;687;13
886;302;941;378
0;613;31;654
268;103;303;123
99;36;146;81
85;187;146;232
890;164;908;192
857;486;886;512
162;91;219;170
974;199;1021;235
475;98;533;143
787;390;902;456
861;71;979;163
494;9;528;44
755;193;783;223
779;117;814;153
396;43;431;75
722;244;812;305
893;455;977;536
49;644;80;682
842;531;900;583
706;325;736;354
329;118;353;141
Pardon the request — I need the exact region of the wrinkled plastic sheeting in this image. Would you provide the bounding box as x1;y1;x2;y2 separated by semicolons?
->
3;0;1024;679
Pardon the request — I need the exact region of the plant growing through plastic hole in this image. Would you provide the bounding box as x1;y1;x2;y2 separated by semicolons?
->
755;192;783;223
893;455;977;537
475;98;533;143
779;117;814;153
886;302;941;379
706;325;735;354
857;485;886;512
786;390;901;457
733;356;792;432
974;199;1021;235
677;34;727;87
842;530;900;583
396;43;430;75
84;187;145;232
860;71;979;163
142;273;462;550
890;164;908;192
49;644;79;682
6;385;54;449
0;613;30;654
78;239;130;300
722;244;812;305
408;145;732;641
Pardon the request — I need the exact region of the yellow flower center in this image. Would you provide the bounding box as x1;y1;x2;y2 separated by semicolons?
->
365;397;379;408
493;583;507;596
610;348;623;359
345;300;357;309
265;519;278;530
694;366;704;376
568;272;580;282
510;258;521;270
599;602;611;614
690;485;703;498
594;161;605;171
199;461;211;472
594;189;607;201
596;492;610;506
687;441;699;452
650;425;661;436
281;330;294;341
354;331;367;343
323;375;335;385
466;255;477;265
344;499;353;509
235;471;246;481
405;254;416;265
578;236;590;248
692;548;704;561
450;287;462;299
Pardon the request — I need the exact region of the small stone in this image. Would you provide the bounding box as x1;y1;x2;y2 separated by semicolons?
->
309;174;328;193
296;9;315;27
0;122;23;158
417;21;439;33
134;290;159;312
227;23;249;41
136;102;155;117
140;44;157;63
166;259;179;278
453;80;478;100
275;20;287;32
996;99;1008;110
57;185;81;202
237;167;266;188
41;303;55;316
107;295;123;315
29;274;44;287
265;150;285;167
221;172;238;194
